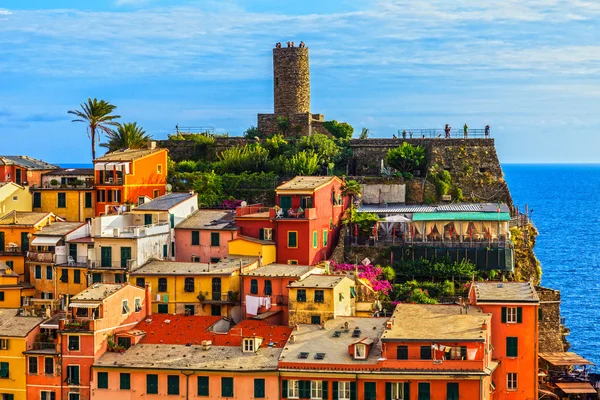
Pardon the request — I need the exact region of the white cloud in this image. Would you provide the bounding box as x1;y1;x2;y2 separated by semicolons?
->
114;0;149;6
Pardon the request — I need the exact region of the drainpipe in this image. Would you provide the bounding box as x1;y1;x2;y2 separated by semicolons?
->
479;375;483;400
181;370;194;400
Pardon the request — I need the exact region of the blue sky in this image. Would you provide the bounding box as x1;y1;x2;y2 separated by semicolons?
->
1;0;599;164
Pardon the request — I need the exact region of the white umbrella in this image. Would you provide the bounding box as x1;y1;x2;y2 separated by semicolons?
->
385;215;411;223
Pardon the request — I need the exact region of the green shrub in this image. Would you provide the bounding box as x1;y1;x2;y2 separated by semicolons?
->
263;134;289;157
217;144;269;174
393;257;478;279
344;206;379;234
402;172;414;180
176;160;197;173
381;266;396;282
297;133;340;166
323;120;354;141
284;151;320;176
386;142;426;173
406;288;438;304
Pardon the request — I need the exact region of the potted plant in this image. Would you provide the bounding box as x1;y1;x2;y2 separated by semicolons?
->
50;179;59;187
74;179;84;188
197;292;205;302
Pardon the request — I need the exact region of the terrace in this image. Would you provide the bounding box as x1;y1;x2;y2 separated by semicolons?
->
236;203;317;220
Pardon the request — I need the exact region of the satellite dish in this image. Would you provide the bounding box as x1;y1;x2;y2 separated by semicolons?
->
240;201;247;207
165;184;172;192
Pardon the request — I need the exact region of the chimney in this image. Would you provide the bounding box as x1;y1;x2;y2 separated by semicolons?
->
148;141;157;150
145;282;153;317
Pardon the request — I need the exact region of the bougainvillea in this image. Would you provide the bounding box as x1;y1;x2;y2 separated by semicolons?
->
330;262;392;295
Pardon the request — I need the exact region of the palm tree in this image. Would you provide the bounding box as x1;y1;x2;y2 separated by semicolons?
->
68;98;120;160
100;122;151;153
359;128;371;140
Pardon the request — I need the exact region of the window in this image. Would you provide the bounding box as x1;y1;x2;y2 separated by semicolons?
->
135;277;145;288
84;192;92;208
120;372;131;390
33;192;42;208
158;278;167;292
191;231;200;245
288;260;298;265
197;376;209;396
506;337;518;357
134;297;142;312
287;231;297;248
338;381;351;400
354;344;366;359
117;337;131;349
221;377;234;397
243;338;255;353
313;231;318;248
418;382;430;400
259;228;273;241
502;306;522;323
97;190;105;203
157;164;163;174
0;362;8;378
323;230;328;247
46;266;52;280
60;269;68;283
446;382;459;400
35;265;41;279
210;232;220;247
254;378;265;398
68;393;79;400
250;279;258;294
288;380;300;398
5;261;12;269
397;345;408;360
210;257;220;263
168;375;180;395
97;372;108;389
311;381;323;399
29;356;37;374
107;189;113;203
296;289;306;302
507;373;517;391
147;374;158;394
450;346;467;360
388;382;405;400
40;391;56;400
122;300;130;314
211;305;221;316
163;244;168;258
73;269;80;284
44;357;53;375
158;303;169;314
184;305;195;315
68;336;80;351
76;308;88;318
314;290;324;303
364;382;376;400
184;277;195;292
0;339;6;350
264;280;272;295
420;346;431;360
153;190;159;198
66;365;79;385
311;315;321;325
57;193;66;208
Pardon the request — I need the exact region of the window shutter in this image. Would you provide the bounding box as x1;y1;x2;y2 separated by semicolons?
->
282;379;288;399
404;382;410;399
259;228;265;240
460;346;467;360
332;381;338;400
447;383;459;400
507;337;518;357
350;382;357;400
254;378;265;398
98;372;108;388
197;376;209;396
322;381;328;400
517;307;523;323
418;382;430;400
300;380;310;399
120;373;131;390
501;307;507;323
385;382;392;400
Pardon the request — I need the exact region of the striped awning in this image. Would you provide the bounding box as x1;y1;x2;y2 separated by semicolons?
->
69;302;101;308
412;212;511;221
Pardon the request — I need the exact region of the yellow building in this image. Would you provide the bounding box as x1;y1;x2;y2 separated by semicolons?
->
288;274;356;325
228;235;276;265
31;168;96;223
0;308;44;400
0;212;59;282
0;182;32;218
0;263;35;308
129;257;260;321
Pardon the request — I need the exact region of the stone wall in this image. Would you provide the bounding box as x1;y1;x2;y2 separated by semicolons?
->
257;112;325;137
273;47;310;114
362;184;406;204
537;286;570;352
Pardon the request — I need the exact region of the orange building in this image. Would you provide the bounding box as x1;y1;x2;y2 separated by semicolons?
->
470;281;540;400
0;156;58;186
93;145;168;216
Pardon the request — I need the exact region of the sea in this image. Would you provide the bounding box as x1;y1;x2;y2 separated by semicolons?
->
504;164;600;368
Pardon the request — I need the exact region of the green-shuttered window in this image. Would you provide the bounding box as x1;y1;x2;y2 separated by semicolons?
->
84;192;93;208
33;192;42;208
0;362;8;378
420;345;432;360
97;372;108;389
221;377;234;397
210;232;220;247
447;382;459;400
288;231;297;248
296;289;306;302
323;229;328;247
254;378;265;398
167;375;179;395
120;373;131;390
364;382;376;400
314;290;324;303
507;337;518;357
146;374;158;394
418;382;430;400
191;231;200;245
57;193;66;208
397;345;408;360
313;231;318;248
198;376;209;396
250;279;258;294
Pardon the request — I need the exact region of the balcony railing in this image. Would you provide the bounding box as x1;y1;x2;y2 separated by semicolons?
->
98;222;170;238
346;235;512;249
88;259;137;270
32;342;58;351
394;128;490;139
198;291;239;304
61;318;95;331
0;246;22;255
27;251;55;263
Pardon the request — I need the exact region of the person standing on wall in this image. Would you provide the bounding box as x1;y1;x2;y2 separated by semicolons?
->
463;123;468;138
485;124;490;138
445;124;451;138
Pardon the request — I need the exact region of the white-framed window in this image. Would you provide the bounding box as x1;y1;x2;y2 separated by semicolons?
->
310;381;323;399
243;338;254;353
0;339;8;350
288;380;299;399
263;228;273;241
134;297;142;312
67;336;80;351
40;391;56;400
507;373;517;391
338;381;351;400
391;382;404;400
354;343;366;359
122;300;130;315
506;307;518;323
66;365;80;386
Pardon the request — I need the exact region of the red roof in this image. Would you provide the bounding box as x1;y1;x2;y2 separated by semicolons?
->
136;315;291;348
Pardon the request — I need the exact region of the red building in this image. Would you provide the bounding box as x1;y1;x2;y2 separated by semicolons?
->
0;156;58;186
93;146;168;216
236;176;348;265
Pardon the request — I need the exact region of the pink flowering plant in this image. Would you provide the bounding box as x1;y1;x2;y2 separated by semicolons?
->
330;262;392;296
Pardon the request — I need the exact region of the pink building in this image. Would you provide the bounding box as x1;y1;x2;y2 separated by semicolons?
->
175;210;237;263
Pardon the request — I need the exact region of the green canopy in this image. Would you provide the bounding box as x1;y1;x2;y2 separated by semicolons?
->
412;212;511;221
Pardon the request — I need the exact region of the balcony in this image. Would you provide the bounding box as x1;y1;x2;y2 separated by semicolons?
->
198;291;240;305
97;223;170;238
60;318;95;331
380;358;485;372
0;246;23;255
56;256;89;268
26;251;55;263
235;204;316;220
346;235;512;249
88;259;137;271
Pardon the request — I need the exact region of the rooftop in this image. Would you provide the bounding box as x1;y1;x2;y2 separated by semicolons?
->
0;211;55;226
0;308;44;337
134;192;196;211
358;202;511;214
381;304;491;342
131;257;258;276
34;221;86;236
0;155;58;170
71;283;127;302
244;264;317;278
279;317;386;367
95;147;165;162
176;209;236;230
0;264;19;277
472;282;539;303
539;352;594;366
289;274;350;289
95;344;283;371
276;176;337;192
43;168;94;176
231;235;275;245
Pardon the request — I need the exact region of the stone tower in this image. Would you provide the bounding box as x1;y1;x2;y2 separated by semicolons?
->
273;46;310;114
257;42;325;137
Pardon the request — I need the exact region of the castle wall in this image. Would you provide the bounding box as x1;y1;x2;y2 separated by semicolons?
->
273;47;310;114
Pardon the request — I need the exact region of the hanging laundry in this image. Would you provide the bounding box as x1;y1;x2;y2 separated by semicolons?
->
445;347;452;353
467;348;478;360
246;295;260;315
439;345;446;351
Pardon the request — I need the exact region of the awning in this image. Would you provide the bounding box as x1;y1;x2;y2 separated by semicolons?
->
31;236;61;246
555;382;597;394
384;215;411;223
40;322;59;329
69;302;101;308
539;352;595;366
412;212;511;222
94;163;106;171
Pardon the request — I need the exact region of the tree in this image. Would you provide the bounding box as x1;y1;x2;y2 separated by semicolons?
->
386;142;426;173
68;98;120;160
277;117;290;136
359;128;371;140
100;122;151;153
297;133;340;166
324;120;354;141
285;151;320;176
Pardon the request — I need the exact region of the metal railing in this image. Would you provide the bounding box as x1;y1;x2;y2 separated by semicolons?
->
32;342;58;351
396;128;489;139
0;246;22;254
172;126;215;135
346;235;512;248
